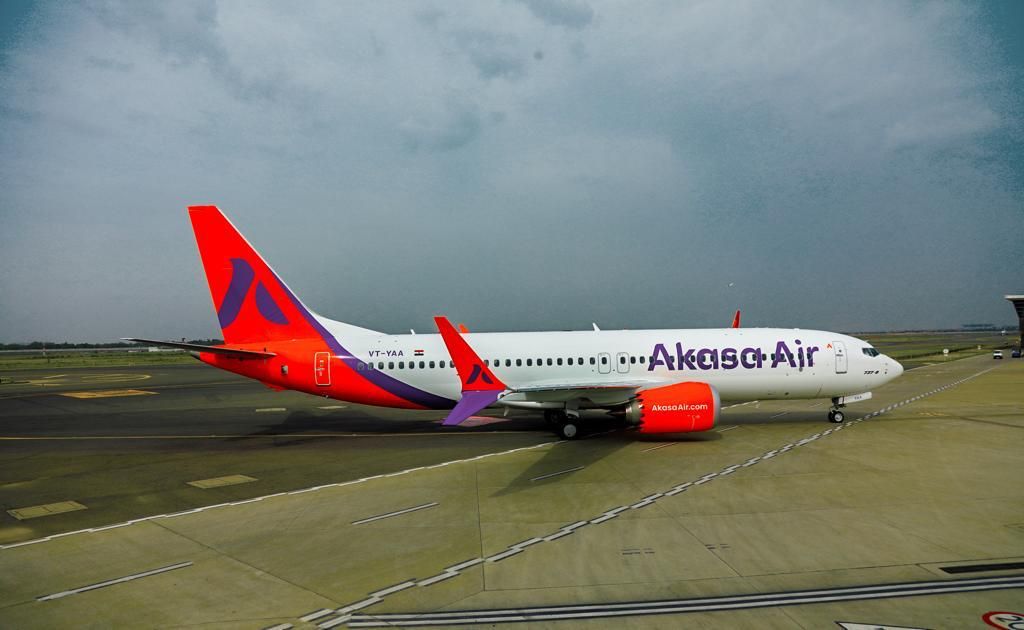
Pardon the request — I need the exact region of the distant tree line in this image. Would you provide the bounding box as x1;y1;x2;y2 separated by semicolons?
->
0;340;223;350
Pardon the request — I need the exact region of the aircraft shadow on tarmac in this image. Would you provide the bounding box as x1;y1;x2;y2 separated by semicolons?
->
233;408;547;444
235;405;830;440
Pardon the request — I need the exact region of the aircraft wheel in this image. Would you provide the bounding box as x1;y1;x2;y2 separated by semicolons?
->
544;409;566;426
828;410;845;423
558;422;580;440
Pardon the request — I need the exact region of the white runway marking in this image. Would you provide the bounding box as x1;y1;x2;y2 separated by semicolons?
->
346;573;1024;626
530;466;584;481
351;502;439;525
318;405;347;410
308;367;995;627
255;407;287;413
37;561;192;601
0;440;557;551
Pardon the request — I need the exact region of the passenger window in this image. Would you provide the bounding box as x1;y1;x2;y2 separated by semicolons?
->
419;361;425;368
399;361;405;369
505;359;511;367
639;356;646;363
567;357;574;366
516;359;522;367
429;361;435;368
527;359;533;366
578;357;583;364
378;362;385;369
590;357;596;365
546;358;553;366
619;356;626;364
388;361;395;369
556;358;563;366
601;356;608;365
630;356;636;364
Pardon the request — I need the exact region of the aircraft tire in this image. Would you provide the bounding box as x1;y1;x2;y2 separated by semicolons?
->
828;410;845;423
559;422;580;440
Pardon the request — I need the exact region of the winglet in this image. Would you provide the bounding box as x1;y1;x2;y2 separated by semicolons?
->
434;316;506;426
731;310;741;329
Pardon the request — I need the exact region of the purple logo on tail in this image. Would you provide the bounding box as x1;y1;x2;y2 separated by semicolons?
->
466;364;494;385
217;258;289;328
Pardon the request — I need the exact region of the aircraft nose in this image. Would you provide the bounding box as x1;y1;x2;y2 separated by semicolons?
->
890;358;904;377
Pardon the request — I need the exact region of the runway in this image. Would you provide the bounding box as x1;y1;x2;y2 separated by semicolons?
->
0;356;1022;628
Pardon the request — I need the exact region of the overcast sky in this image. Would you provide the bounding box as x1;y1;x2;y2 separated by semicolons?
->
1;1;1021;342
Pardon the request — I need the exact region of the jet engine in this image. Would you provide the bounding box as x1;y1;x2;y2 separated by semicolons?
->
623;381;720;433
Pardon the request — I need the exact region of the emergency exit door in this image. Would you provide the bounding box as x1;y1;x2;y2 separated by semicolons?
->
314;352;331;386
833;341;847;374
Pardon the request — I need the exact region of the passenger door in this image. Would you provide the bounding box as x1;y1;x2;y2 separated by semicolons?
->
833;341;847;374
597;352;612;374
616;352;630;374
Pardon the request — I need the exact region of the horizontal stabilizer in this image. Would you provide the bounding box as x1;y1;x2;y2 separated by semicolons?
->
121;338;276;359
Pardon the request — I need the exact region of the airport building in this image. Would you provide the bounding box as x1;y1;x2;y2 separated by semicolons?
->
1006;294;1024;349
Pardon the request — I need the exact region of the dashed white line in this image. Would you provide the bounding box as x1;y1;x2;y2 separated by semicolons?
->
641;443;676;452
304;367;994;624
255;407;287;413
300;609;335;622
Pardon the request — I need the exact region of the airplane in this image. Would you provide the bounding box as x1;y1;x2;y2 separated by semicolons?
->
128;205;904;440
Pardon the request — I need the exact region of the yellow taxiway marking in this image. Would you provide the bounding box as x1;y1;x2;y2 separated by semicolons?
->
188;474;258;489
59;389;157;399
81;373;151;383
8;501;87;521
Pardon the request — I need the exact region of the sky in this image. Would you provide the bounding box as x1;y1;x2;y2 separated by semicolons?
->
0;1;1022;342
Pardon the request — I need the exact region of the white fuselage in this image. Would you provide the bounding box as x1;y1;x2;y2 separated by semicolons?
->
334;323;904;409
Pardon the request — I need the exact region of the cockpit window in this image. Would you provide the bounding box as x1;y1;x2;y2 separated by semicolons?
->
862;347;880;357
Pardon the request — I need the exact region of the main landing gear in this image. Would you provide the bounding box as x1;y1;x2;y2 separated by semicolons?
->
544;409;581;440
828;397;845;423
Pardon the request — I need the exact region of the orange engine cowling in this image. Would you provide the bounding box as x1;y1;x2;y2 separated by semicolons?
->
624;381;720;433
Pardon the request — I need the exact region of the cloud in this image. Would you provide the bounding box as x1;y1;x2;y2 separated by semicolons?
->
400;102;483;152
0;1;1020;341
516;0;594;30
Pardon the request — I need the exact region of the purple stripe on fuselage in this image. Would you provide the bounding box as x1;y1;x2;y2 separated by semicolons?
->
272;275;454;409
218;258;255;329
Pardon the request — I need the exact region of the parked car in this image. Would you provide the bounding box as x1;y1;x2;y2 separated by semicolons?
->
993;350;1003;359
1013;348;1022;358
